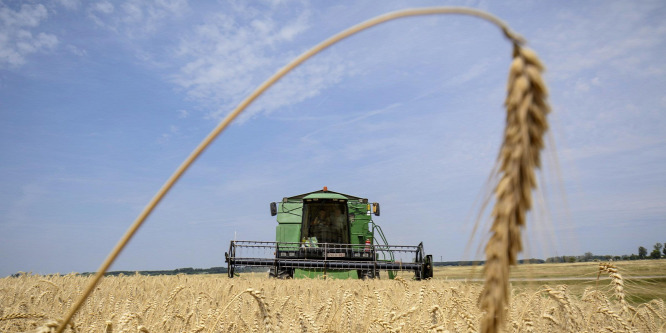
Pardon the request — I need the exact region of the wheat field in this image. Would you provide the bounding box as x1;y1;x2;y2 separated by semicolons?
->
4;7;659;333
29;7;547;333
2;262;664;333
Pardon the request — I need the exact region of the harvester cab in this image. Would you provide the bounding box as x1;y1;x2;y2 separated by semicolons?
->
225;187;433;280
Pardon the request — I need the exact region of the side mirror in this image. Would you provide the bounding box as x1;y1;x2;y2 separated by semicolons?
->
270;202;277;216
372;202;380;216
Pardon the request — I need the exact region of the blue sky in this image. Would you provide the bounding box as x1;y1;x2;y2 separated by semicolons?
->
1;0;665;277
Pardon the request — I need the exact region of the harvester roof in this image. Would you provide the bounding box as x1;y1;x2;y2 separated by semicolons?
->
283;187;366;202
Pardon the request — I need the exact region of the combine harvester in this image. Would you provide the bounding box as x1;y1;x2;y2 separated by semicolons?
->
225;187;433;279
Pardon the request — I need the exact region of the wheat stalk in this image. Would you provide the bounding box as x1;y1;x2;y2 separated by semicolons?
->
598;306;635;333
479;44;550;333
0;312;48;321
598;262;630;315
246;288;273;333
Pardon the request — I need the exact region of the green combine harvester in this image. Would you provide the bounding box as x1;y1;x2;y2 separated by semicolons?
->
225;187;433;279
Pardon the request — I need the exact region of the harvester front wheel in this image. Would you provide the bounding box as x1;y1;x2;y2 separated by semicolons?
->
227;263;234;278
225;251;234;278
269;267;293;279
358;270;379;280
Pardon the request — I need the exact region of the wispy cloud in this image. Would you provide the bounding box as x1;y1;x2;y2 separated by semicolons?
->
0;3;58;68
177;109;189;118
170;3;355;121
87;1;115;29
56;0;81;10
537;1;666;80
66;44;87;57
533;2;666;186
87;0;188;37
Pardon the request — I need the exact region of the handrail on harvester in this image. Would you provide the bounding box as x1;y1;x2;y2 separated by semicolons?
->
371;221;397;279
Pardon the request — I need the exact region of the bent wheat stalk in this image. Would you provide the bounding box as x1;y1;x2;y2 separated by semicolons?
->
598;262;629;315
479;45;550;333
56;7;537;333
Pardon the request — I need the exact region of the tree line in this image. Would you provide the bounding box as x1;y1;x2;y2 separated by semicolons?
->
638;242;665;259
545;242;666;263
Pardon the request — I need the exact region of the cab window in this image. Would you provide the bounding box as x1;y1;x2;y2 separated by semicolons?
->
302;200;349;243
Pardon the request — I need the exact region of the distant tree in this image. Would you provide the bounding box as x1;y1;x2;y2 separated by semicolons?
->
584;252;593;261
651;243;663;259
651;249;661;259
663;243;666;257
629;254;638;260
639;246;648;259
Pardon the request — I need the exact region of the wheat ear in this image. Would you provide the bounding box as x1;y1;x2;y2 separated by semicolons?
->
598;262;629;315
479;44;550;333
0;312;48;321
247;288;273;333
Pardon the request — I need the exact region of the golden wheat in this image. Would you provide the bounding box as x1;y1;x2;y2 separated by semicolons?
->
3;269;663;333
479;43;550;333
599;262;630;315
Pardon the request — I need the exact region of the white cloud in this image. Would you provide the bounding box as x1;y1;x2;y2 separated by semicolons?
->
573;77;600;93
57;0;81;10
534;1;666;187
537;2;666;80
0;3;48;27
92;1;114;14
170;5;351;120
0;3;58;68
157;124;181;143
66;44;87;56
87;1;115;28
237;54;347;120
87;0;188;36
178;109;189;118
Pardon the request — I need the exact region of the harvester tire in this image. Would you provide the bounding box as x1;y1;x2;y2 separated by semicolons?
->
269;267;293;279
358;270;379;280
